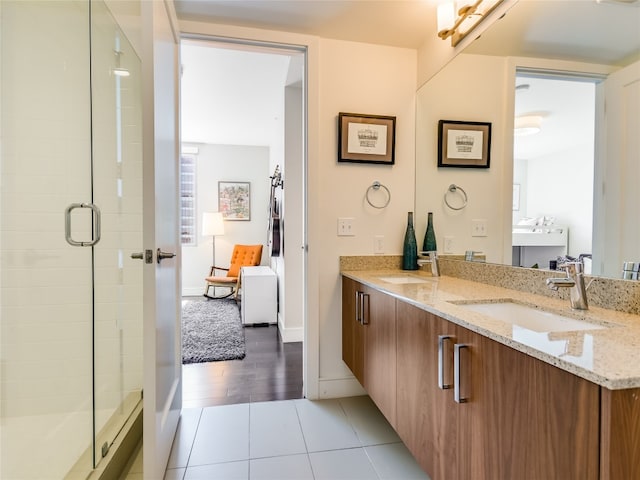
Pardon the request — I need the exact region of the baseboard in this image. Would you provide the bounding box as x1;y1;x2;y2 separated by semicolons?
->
182;287;204;297
277;316;303;343
318;376;366;399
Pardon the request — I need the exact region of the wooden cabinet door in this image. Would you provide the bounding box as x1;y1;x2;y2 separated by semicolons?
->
361;284;397;427
396;301;458;479
341;277;364;384
456;327;600;480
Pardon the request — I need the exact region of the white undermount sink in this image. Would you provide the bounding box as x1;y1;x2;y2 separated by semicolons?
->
453;299;612;333
377;275;432;284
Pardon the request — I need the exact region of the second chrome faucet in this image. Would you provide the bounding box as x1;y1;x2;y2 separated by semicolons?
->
546;262;589;310
418;251;440;277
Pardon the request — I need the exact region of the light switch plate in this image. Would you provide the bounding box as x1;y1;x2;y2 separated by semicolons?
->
337;217;355;236
472;219;488;237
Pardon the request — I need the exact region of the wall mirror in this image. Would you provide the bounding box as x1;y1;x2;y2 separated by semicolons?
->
415;0;640;280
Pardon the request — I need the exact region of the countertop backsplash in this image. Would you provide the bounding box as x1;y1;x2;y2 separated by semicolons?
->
340;255;640;316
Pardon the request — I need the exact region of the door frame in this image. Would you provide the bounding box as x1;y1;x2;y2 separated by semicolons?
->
178;28;319;400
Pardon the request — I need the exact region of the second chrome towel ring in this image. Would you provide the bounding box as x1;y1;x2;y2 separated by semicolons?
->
366;181;391;209
444;184;468;210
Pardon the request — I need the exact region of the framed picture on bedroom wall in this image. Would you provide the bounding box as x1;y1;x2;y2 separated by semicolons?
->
218;181;250;220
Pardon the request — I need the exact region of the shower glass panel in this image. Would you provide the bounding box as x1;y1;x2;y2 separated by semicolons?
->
0;1;143;478
90;1;143;466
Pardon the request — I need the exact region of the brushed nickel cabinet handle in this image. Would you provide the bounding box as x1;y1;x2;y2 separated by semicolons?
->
454;343;469;403
438;335;454;389
355;291;361;324
361;293;370;325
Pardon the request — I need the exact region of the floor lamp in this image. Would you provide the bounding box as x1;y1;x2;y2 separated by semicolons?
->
202;211;225;268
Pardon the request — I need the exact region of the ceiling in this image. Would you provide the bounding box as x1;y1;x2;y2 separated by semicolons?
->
175;0;438;49
175;0;640;58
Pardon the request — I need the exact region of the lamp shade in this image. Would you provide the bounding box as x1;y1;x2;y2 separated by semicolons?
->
202;212;225;236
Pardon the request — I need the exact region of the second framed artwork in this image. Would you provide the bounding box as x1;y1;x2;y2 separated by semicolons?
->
338;112;396;165
438;120;492;168
218;181;250;220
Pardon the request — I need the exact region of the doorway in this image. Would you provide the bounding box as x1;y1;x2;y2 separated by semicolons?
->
178;37;306;407
512;72;598;271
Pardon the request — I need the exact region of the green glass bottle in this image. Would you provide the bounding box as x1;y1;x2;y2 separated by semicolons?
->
422;212;437;252
402;212;419;270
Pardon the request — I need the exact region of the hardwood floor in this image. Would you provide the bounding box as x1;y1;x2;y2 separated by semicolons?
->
182;324;303;408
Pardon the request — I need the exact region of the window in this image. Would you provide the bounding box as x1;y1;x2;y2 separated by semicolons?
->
180;153;196;245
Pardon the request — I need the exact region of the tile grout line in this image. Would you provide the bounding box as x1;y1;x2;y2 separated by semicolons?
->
293;399;317;480
337;398;384;480
183;407;204;474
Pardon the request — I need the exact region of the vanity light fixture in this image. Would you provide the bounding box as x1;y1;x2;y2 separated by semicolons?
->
437;0;504;47
514;115;543;136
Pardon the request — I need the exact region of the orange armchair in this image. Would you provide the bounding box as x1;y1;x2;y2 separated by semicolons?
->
204;244;263;299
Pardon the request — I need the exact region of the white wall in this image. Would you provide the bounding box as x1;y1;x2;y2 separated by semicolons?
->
317;39;417;396
525;143;594;258
181;143;270;296
275;82;304;343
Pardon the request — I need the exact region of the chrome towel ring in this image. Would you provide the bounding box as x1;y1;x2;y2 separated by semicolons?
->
366;181;391;209
444;184;468;210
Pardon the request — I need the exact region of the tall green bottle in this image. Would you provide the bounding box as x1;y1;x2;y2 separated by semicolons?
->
422;212;437;252
402;212;419;270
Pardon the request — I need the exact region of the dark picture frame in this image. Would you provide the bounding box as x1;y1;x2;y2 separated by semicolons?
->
338;112;396;165
438;120;491;168
218;181;250;220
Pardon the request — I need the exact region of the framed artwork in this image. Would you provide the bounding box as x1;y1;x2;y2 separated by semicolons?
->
218;181;250;220
338;112;396;165
438;120;491;168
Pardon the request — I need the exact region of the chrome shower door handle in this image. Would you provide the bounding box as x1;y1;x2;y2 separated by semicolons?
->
65;203;101;247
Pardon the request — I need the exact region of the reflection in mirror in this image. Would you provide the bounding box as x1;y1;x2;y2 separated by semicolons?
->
512;73;596;272
415;0;640;280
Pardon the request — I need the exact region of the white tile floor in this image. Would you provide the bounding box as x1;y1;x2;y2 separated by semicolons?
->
123;396;430;480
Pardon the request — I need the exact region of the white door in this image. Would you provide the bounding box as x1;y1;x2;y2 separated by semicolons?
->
142;2;182;477
594;60;640;277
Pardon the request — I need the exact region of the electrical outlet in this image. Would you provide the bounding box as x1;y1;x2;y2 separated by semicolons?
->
472;219;488;237
374;235;385;254
444;236;455;253
337;217;355;236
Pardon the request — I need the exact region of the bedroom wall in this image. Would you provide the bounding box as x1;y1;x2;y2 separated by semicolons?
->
181;143;270;296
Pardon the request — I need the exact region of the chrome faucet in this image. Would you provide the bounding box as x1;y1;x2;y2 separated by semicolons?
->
418;251;440;277
545;262;589;310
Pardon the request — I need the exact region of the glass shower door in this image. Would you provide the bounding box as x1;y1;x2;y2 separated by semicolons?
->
90;1;143;465
1;1;143;477
1;1;95;478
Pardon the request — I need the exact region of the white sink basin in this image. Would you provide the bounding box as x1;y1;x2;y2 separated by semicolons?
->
454;300;610;333
377;275;432;284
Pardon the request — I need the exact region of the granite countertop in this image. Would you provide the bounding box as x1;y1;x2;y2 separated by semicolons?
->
342;269;640;390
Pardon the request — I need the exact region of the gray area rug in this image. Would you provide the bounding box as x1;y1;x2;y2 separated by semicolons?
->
182;298;246;364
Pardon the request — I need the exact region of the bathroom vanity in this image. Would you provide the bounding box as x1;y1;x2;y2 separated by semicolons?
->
341;267;640;479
